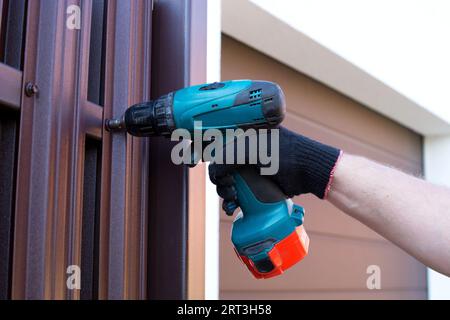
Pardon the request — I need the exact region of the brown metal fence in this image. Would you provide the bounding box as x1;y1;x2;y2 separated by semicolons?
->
0;0;207;300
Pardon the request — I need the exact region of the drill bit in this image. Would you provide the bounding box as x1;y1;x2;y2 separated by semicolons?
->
105;116;126;132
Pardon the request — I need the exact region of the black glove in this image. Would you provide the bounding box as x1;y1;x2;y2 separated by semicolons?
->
208;126;342;215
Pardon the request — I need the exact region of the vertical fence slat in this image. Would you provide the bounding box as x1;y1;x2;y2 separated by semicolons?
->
147;0;192;300
12;0;80;299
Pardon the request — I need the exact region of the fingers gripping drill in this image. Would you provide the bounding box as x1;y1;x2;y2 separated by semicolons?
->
105;80;309;278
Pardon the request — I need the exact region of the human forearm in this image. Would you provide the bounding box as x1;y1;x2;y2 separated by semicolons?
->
208;127;450;275
328;153;450;276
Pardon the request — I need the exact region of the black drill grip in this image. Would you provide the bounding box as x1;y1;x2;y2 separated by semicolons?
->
236;166;286;204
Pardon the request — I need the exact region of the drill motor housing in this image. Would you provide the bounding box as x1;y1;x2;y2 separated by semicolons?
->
120;80;286;137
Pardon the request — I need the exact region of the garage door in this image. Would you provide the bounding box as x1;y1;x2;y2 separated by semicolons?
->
220;35;426;299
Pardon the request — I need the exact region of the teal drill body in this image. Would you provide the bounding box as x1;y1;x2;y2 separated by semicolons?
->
174;80;265;130
106;80;309;278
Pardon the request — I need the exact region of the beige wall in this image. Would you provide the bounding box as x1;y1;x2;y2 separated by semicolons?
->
220;35;426;299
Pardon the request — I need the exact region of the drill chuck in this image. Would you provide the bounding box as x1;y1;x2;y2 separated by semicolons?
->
105;116;126;132
105;93;176;137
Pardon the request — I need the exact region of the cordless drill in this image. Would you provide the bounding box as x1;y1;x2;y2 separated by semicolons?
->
106;80;309;279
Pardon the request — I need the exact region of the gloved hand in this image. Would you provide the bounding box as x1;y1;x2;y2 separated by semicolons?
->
208;126;342;215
